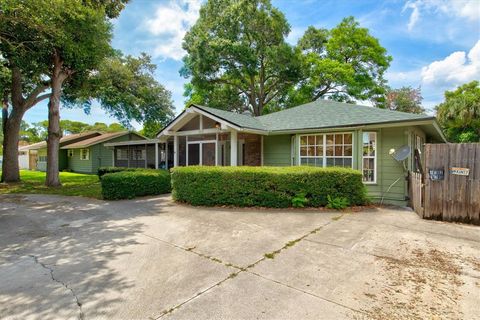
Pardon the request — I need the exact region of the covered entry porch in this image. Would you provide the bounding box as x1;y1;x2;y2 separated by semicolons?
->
158;105;264;167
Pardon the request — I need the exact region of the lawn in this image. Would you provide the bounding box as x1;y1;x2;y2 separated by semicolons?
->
0;170;101;198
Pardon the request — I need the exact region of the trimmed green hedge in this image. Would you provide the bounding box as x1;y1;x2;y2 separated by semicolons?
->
98;166;141;177
171;166;367;207
101;169;171;200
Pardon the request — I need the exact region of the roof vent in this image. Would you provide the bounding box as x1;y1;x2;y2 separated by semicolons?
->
242;110;253;116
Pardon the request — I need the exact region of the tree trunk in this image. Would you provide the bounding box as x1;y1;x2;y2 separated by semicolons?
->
45;51;66;187
1;108;25;183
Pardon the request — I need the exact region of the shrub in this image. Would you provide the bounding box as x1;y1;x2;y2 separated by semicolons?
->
101;169;171;200
292;192;308;208
97;166;140;177
171;166;367;208
326;195;349;210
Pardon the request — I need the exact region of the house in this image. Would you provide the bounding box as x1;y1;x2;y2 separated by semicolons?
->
21;131;146;174
107;99;446;205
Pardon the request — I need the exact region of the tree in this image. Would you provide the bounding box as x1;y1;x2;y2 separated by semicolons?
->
290;17;392;107
64;53;174;134
32;120;127;138
385;86;425;114
182;0;302;116
436;81;480;142
42;1;113;187
0;1;55;182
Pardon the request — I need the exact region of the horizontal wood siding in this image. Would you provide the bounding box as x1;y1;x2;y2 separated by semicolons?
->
263;135;292;166
365;127;409;205
67;148;93;173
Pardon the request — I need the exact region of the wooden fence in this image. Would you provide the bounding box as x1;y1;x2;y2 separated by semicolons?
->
411;143;480;225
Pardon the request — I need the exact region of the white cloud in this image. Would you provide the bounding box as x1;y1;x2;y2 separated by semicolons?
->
144;0;201;60
421;40;480;87
403;0;480;31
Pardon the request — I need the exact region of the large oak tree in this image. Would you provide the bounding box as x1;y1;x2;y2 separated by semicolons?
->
182;0;302;116
290;17;392;107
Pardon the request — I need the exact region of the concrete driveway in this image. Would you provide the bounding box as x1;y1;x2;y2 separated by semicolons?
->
0;194;479;320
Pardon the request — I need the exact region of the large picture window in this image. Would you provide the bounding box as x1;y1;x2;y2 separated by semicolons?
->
299;133;353;168
362;132;376;183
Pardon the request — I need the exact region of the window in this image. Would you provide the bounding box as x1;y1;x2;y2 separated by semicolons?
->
80;148;89;160
67;149;73;157
132;149;146;160
38;156;47;162
299;133;353;168
117;149;128;160
362;132;376;183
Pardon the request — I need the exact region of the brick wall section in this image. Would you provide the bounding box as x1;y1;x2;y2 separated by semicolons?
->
240;133;261;166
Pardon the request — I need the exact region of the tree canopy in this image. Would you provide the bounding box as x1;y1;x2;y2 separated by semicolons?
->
182;1;392;115
287;17;391;107
181;0;302;116
385;86;425;114
436;81;480;142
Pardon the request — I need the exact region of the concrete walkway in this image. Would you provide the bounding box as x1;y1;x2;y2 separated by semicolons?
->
0;194;479;320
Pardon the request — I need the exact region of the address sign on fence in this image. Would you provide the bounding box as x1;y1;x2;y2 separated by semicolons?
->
450;167;470;176
429;169;444;181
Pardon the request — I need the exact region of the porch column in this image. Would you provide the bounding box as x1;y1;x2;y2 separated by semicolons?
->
155;142;158;169
173;135;179;167
230;130;238;166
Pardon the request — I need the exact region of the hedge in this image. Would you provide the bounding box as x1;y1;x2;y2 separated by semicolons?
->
171;166;367;207
101;169;171;200
97;166;142;177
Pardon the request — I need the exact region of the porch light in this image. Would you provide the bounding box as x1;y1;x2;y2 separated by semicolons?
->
215;122;221;129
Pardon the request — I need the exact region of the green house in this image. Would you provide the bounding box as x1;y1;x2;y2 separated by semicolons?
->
25;131;146;174
150;100;446;206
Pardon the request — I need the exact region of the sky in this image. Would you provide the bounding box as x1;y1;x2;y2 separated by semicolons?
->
24;0;480;128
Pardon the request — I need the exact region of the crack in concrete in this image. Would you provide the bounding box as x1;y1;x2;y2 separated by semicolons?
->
28;255;84;320
150;214;349;318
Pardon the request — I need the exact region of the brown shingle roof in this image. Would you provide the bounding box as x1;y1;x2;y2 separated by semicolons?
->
60;131;136;149
20;132;101;150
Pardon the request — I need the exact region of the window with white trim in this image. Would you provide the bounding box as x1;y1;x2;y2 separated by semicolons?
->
299;133;353;168
362;132;376;183
67;149;73;157
132;149;146;160
80;148;90;160
117;148;128;160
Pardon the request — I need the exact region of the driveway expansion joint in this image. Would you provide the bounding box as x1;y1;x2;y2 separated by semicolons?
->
28;254;84;320
153;213;348;318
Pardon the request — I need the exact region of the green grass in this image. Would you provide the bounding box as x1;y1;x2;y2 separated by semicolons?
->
0;170;101;198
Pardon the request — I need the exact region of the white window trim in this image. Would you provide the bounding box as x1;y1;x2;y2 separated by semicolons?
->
298;132;354;169
362;132;377;184
67;149;73;157
117;148;128;161
132;149;146;161
80;148;90;161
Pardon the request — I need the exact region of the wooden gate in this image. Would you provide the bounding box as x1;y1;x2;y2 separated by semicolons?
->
412;143;480;225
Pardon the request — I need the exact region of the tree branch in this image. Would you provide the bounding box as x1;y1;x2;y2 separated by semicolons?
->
24;84;50;109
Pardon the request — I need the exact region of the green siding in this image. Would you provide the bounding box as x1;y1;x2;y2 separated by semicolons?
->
67;148;93;173
37;149;47;171
285;127;424;206
67;133;144;174
263;135;292;166
363;127;409;206
59;150;68;171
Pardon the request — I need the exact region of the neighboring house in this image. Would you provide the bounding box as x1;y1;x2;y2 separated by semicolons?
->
22;131;146;174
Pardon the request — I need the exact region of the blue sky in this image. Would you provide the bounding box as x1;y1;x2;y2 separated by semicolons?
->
24;0;480;128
